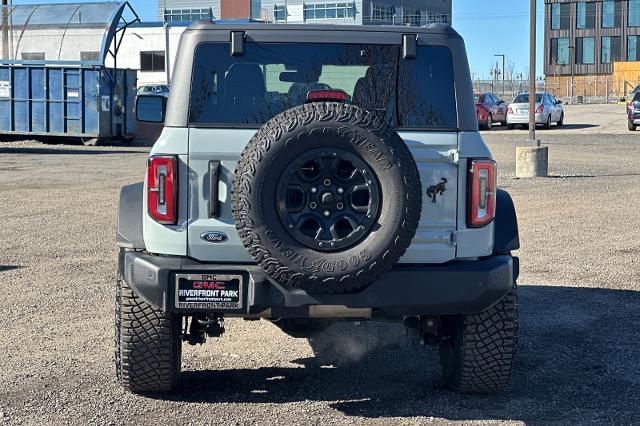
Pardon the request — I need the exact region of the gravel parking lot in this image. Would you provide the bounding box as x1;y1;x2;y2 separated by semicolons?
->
1;106;639;425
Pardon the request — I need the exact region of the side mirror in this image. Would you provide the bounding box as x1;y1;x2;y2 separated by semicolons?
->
499;100;505;105
136;94;166;123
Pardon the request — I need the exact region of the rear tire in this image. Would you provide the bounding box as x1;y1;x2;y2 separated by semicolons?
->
484;114;492;130
629;121;636;131
557;112;564;127
507;123;514;130
438;284;518;394
115;272;182;393
544;115;551;129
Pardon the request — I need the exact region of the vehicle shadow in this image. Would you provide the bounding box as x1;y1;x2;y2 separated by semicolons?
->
484;123;599;131
0;144;149;155
0;265;21;272
157;285;640;423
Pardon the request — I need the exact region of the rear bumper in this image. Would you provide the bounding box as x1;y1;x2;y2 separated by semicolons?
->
508;113;545;124
119;251;518;319
628;114;640;124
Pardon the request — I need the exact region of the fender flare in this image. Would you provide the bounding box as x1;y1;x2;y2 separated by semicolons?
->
116;182;145;250
494;188;520;254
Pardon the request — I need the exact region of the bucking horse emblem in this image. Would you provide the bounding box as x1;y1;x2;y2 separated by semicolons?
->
426;178;447;203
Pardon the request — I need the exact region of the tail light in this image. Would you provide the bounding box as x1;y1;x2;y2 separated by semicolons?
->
467;159;496;228
147;156;177;225
507;106;513;114
535;104;544;114
306;89;350;103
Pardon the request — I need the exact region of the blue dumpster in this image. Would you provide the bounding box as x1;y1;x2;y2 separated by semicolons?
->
0;65;137;143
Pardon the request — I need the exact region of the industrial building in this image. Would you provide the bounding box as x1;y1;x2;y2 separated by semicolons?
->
157;0;451;26
545;0;640;98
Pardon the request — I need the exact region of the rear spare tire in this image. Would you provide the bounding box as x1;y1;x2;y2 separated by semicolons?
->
232;103;421;294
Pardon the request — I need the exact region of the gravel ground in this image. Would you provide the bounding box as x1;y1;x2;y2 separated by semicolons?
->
1;118;639;425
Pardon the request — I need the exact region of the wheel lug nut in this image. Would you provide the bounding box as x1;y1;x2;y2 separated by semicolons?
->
337;202;344;210
323;179;331;187
337;187;344;194
323;210;330;217
311;187;318;194
310;202;317;209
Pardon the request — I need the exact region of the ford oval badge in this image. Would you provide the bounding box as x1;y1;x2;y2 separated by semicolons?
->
200;231;228;243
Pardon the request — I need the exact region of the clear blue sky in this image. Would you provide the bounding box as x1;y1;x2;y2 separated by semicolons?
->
12;0;546;79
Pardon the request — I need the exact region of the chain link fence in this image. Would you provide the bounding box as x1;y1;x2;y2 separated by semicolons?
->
472;78;639;104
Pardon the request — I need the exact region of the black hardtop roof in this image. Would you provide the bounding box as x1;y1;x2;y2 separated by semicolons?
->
185;20;461;39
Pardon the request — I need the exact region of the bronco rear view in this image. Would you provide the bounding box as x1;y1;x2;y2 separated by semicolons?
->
116;21;520;394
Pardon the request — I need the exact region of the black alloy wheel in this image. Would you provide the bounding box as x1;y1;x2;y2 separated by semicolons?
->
277;148;381;252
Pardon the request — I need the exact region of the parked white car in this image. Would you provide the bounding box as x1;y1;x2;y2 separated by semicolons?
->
507;92;564;129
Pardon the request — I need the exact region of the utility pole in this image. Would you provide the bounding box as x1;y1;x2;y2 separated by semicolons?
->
568;45;575;104
164;22;171;84
516;0;548;178
528;1;537;145
1;0;8;60
495;54;505;95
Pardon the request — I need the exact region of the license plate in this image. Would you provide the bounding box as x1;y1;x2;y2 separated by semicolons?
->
520;109;529;114
175;273;243;310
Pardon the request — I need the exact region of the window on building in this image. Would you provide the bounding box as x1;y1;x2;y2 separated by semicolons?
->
304;3;355;20
21;52;44;61
163;8;211;23
550;37;570;65
630;0;640;27
629;35;640;61
551;3;560;29
274;5;286;22
602;0;621;28
80;51;99;62
251;0;262;20
576;37;595;64
576;1;596;29
403;9;421;26
601;36;621;63
140;51;165;72
551;3;570;30
371;4;394;23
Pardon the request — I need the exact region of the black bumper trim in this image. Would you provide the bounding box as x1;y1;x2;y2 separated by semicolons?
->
120;251;517;318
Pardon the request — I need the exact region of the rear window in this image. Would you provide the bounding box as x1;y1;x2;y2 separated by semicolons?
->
188;42;457;129
513;94;542;103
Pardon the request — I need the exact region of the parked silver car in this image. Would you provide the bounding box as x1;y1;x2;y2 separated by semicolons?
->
507;92;564;129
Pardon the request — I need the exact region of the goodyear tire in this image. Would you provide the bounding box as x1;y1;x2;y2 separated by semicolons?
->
438;284;518;394
115;272;182;393
232;103;421;294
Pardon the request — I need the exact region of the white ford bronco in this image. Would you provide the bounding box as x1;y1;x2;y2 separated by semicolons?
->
116;21;520;394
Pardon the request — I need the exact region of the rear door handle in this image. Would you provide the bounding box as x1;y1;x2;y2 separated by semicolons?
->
209;160;221;218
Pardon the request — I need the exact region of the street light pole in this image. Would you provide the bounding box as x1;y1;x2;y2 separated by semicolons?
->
495;54;505;95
